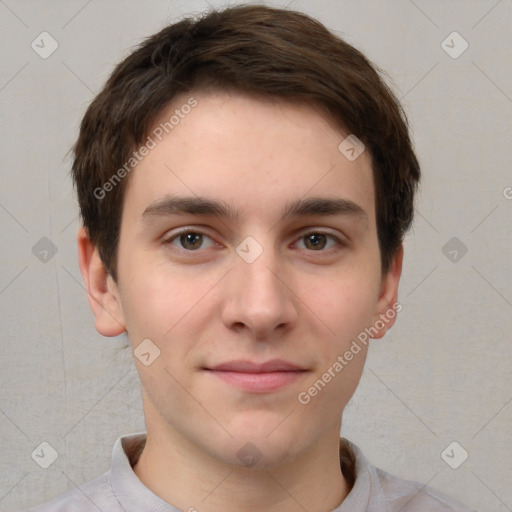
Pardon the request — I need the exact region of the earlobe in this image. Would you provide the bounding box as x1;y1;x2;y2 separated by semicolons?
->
371;245;404;340
77;227;127;337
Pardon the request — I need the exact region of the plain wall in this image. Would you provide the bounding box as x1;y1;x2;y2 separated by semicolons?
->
0;1;511;511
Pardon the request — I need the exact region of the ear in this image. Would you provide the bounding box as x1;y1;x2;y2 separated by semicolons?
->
371;245;403;339
77;226;127;337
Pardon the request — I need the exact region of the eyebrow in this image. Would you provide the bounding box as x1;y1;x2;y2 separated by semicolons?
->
141;195;368;224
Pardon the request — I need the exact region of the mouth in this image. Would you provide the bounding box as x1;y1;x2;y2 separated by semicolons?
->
203;359;309;393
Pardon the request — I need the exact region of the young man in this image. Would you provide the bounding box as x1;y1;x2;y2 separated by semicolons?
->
27;4;475;512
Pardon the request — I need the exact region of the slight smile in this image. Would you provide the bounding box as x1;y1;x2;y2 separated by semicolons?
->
203;359;310;393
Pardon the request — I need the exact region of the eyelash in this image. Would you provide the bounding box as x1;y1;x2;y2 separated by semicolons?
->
163;228;345;254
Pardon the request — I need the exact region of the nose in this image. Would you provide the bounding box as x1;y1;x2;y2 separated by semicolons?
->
220;240;299;340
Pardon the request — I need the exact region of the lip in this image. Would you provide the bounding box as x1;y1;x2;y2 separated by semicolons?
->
204;359;308;393
209;359;305;372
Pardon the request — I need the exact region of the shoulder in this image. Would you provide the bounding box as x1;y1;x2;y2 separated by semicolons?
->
343;439;476;512
374;466;477;511
23;470;122;512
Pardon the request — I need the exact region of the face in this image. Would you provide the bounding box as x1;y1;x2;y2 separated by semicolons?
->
92;91;401;468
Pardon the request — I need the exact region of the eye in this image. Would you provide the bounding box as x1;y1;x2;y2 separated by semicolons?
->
295;231;343;251
163;228;344;254
164;230;216;251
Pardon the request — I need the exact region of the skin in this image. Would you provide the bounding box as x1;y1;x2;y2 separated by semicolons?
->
78;91;403;512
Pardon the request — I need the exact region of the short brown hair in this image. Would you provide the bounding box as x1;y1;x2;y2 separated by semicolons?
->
72;4;420;281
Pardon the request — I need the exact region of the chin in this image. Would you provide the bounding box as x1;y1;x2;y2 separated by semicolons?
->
219;423;313;468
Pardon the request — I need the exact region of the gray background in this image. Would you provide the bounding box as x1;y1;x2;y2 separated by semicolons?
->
1;1;511;511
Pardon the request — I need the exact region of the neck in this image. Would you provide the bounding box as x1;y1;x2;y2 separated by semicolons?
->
133;421;350;512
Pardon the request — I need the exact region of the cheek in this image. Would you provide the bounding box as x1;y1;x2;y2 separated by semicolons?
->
334;289;378;340
119;262;220;352
307;269;380;343
118;265;185;342
299;284;373;411
296;342;368;422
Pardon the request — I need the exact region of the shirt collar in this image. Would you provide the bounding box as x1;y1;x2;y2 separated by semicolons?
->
335;439;388;512
110;432;179;511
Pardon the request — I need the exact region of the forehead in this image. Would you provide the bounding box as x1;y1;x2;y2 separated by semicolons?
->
121;91;375;227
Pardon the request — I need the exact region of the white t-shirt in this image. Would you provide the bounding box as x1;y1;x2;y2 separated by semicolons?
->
25;432;476;512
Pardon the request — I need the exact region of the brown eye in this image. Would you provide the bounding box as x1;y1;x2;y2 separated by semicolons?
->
296;231;342;251
165;231;215;251
179;232;203;250
304;233;327;250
